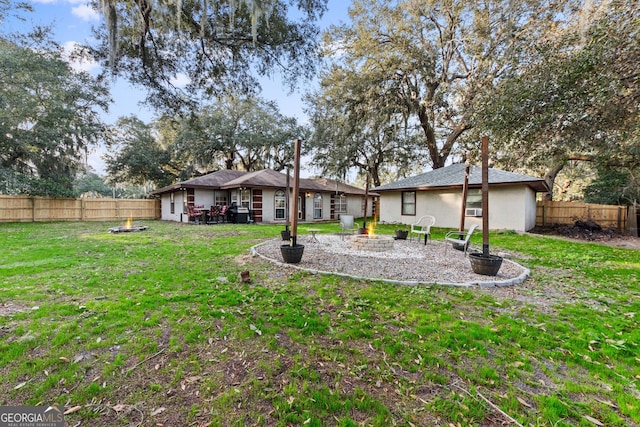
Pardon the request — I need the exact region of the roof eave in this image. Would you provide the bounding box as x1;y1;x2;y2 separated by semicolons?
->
375;181;548;193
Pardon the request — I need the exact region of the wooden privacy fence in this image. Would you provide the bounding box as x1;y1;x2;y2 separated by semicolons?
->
0;195;160;222
536;200;628;231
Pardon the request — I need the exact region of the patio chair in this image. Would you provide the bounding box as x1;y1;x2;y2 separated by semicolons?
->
444;224;479;255
410;215;436;245
186;205;201;224
218;204;228;223
208;205;220;223
339;214;359;240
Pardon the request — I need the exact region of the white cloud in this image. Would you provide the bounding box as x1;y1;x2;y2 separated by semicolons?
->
62;41;100;73
71;3;100;21
170;73;191;88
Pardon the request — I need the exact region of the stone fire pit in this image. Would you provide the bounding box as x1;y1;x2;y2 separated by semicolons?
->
349;234;395;252
108;225;148;233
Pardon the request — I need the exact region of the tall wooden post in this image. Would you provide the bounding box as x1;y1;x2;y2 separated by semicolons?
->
481;136;490;256
362;172;370;230
459;163;470;235
289;139;301;247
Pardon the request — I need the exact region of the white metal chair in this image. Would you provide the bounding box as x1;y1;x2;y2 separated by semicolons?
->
410;215;436;244
339;214;359;240
444;224;479;255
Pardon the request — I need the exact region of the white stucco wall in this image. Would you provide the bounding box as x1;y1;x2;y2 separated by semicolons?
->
159;189;217;222
194;191;215;210
345;195;365;219
523;187;538;231
159;192;185;222
378;185;537;232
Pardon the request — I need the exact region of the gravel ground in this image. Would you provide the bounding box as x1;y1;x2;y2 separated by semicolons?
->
253;234;528;287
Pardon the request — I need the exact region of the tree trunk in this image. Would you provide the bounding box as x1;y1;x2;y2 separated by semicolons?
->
417;104;468;169
544;164;565;201
418;108;442;168
225;153;234;170
370;166;381;188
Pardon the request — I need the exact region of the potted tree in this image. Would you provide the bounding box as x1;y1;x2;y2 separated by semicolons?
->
468;136;503;276
281;169;291;241
280;139;305;263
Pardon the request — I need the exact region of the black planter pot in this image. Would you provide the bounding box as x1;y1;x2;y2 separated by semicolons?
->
280;244;305;264
468;253;503;276
395;230;408;240
281;230;291;241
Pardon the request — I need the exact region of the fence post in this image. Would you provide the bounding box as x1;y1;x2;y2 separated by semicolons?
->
585;203;590;221
617;206;622;231
31;197;36;222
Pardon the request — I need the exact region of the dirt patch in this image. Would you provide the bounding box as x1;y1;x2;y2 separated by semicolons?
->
0;302;30;317
529;222;640;249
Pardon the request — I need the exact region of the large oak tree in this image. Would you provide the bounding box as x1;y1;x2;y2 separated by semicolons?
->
475;0;640;201
0;28;110;196
174;95;309;172
306;0;579;182
91;0;328;114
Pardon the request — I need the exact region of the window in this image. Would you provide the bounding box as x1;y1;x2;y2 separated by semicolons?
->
465;189;483;216
313;193;323;219
401;191;416;215
335;194;347;213
240;188;251;208
170;192;175;214
466;189;482;208
274;190;286;220
214;191;228;207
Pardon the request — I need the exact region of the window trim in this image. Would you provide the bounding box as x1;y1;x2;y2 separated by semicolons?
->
401;191;416;216
313;192;323;219
274;189;286;220
334;194;347;214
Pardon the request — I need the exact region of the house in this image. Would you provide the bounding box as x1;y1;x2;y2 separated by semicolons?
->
372;163;548;232
150;169;378;224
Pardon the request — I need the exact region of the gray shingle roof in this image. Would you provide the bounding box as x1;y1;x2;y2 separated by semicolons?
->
151;169;376;196
372;164;548;192
150;170;246;194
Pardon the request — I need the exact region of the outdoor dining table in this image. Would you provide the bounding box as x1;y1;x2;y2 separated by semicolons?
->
307;228;321;243
195;209;208;224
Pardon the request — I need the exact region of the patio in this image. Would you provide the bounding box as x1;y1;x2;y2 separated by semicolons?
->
252;234;529;287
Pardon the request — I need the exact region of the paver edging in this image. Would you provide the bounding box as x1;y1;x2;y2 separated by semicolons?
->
251;239;529;288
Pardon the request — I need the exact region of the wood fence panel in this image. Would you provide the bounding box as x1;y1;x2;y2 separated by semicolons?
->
0;195;33;222
0;196;160;222
34;197;82;221
83;199;118;221
536;200;628;230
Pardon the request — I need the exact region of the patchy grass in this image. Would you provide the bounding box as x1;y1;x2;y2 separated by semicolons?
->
0;220;638;426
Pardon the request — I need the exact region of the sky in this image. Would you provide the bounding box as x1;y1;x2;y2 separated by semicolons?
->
6;0;352;175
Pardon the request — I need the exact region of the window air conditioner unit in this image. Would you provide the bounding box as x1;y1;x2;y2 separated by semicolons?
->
466;208;482;217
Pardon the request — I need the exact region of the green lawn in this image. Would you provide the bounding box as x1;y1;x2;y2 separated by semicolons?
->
0;220;638;426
